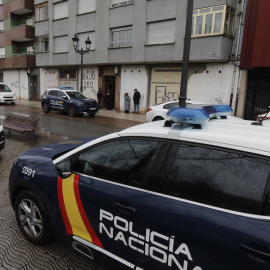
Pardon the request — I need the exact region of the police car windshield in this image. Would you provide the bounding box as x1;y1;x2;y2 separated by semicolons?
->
66;91;86;99
0;84;11;92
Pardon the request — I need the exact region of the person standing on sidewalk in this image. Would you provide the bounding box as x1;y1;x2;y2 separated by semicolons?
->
124;93;131;113
97;87;103;109
133;88;141;113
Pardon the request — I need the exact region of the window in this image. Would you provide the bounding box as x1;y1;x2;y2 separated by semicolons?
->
147;20;176;45
40;38;49;52
192;5;235;37
75;139;161;188
111;27;132;47
111;0;134;8
35;2;48;22
0;20;3;32
26;18;33;26
78;0;96;14
54;36;68;53
53;1;68;20
0;47;5;58
77;32;95;50
166;144;270;215
0;0;3;5
60;70;76;79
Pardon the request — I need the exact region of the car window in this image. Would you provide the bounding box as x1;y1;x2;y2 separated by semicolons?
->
57;91;66;98
48;90;59;97
166;144;270;215
67;91;86;99
74;139;162;188
163;102;179;110
0;84;11;92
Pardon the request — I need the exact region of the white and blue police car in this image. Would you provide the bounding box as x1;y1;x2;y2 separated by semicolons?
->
9;104;270;270
41;87;98;117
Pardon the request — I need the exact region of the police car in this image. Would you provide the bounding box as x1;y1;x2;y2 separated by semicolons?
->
41;87;98;117
0;121;5;152
9;104;270;270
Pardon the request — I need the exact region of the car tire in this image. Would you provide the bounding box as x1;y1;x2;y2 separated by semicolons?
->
11;102;15;105
14;190;52;245
42;102;50;113
153;116;164;121
68;106;76;117
89;113;96;117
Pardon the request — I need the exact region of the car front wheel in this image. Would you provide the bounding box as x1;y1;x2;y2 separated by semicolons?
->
68;106;76;117
42;102;50;113
153;116;164;121
14;190;52;245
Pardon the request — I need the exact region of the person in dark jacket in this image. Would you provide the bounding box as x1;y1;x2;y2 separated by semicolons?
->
97;88;103;109
133;88;141;113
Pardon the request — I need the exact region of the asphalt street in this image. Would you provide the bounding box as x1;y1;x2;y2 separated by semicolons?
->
0;102;144;270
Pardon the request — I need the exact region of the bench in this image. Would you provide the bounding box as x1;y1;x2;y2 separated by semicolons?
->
3;113;39;142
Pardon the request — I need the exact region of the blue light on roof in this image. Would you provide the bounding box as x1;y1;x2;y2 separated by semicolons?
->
167;104;233;125
58;87;74;90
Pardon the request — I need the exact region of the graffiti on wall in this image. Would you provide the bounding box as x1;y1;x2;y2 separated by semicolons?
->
155;86;179;105
83;70;97;96
210;95;227;105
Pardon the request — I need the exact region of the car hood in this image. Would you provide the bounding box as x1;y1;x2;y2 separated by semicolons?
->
17;138;96;165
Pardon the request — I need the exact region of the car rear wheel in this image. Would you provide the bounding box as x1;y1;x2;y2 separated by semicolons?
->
153;116;164;121
42;102;50;113
14;190;52;245
68;106;76;117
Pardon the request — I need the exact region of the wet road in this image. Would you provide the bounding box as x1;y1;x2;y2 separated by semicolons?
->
0;103;143;269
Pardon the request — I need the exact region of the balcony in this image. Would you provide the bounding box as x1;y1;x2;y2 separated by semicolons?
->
10;0;34;15
0;54;35;68
9;25;35;42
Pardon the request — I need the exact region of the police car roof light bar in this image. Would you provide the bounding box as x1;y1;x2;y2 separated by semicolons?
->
58;87;74;90
166;104;233;128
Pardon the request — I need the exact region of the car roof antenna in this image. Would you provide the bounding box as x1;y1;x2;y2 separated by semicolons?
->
251;106;270;126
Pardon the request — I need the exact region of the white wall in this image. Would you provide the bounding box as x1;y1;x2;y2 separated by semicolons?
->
120;66;148;113
4;70;29;100
39;68;59;97
188;63;234;105
80;66;98;100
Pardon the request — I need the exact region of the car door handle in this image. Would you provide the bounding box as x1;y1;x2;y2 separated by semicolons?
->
114;203;138;213
238;243;270;260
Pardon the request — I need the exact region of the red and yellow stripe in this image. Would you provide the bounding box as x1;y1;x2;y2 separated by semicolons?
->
57;174;102;248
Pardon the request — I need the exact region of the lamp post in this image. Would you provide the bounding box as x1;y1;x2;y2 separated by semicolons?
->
72;33;92;93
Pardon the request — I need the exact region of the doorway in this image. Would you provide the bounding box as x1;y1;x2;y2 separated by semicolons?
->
104;76;115;109
31;76;39;101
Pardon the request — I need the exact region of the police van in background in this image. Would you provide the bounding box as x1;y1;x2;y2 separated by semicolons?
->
9;104;270;270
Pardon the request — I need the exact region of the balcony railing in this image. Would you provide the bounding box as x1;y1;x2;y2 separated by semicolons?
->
9;25;35;42
0;54;35;68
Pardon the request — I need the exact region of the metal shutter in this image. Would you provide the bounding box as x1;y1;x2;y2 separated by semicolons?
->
53;1;68;20
78;0;96;14
54;36;68;53
147;20;176;45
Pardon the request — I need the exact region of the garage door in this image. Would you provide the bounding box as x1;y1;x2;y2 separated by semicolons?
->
150;67;182;106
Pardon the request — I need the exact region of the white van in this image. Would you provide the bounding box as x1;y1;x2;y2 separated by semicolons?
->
0;83;16;104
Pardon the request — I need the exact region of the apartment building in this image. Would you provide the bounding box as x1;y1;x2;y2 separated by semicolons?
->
32;0;245;114
0;0;39;100
240;0;270;120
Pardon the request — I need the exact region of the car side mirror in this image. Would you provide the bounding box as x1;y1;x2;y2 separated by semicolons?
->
55;160;72;179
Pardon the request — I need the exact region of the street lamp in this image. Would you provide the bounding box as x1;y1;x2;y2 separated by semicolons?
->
72;33;92;93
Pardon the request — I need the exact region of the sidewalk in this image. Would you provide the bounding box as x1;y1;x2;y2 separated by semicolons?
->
16;100;146;123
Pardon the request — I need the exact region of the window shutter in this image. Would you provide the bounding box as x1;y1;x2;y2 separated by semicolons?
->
53;1;68;20
78;32;95;50
147;20;176;45
78;0;96;14
0;47;5;58
54;36;68;53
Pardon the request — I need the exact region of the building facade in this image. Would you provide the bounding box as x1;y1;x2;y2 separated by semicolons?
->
27;0;245;114
0;0;39;100
240;0;270;120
